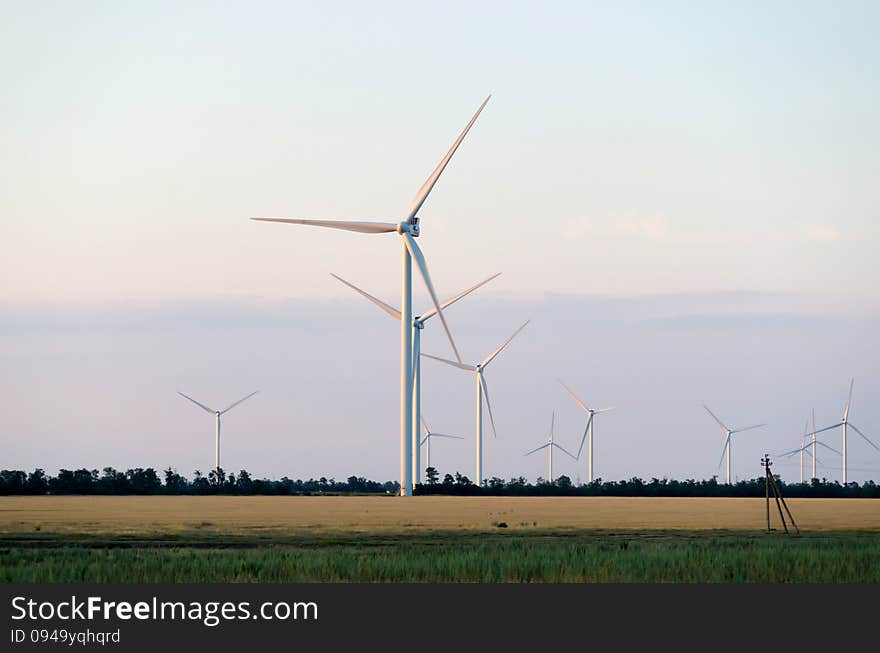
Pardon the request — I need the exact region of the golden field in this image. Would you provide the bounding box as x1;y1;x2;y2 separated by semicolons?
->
1;495;878;535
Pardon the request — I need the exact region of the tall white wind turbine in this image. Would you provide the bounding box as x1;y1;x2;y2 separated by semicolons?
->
422;320;530;486
420;416;463;477
177;391;259;475
795;380;877;483
558;380;615;484
252;96;491;496
703;404;765;485
331;272;500;484
524;412;576;483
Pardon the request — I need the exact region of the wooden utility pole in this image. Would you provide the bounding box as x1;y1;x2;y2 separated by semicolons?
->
761;454;800;535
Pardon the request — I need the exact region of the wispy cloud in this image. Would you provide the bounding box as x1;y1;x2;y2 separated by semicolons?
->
803;224;841;242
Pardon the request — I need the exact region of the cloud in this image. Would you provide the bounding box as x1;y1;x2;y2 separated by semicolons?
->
803;224;841;242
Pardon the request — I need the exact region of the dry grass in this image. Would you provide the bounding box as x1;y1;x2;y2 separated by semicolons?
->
2;495;879;535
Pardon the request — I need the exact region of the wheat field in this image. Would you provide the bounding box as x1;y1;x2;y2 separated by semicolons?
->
2;496;878;535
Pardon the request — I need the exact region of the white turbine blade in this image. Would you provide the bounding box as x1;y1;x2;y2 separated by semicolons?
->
812;422;844;436
479;372;498;439
524;442;551;456
575;414;593;460
177;392;216;414
815;440;843;456
559;379;592;415
550;411;555;440
481;320;530;368
251;218;397;234
553;443;578;460
330;273;401;320
402;233;462;364
429;433;464;440
421;415;430;436
420;435;429;446
220;390;259;415
848;423;880;453
420;272;502;322
732;423;766;434
703;404;730;433
404;95;491;224
843;378;854;421
421;352;476;372
717;432;732;469
593;406;616;414
778;446;803;458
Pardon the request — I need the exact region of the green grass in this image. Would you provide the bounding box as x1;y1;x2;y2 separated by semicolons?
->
1;530;879;582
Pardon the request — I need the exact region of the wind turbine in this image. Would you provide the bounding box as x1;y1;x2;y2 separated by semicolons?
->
331;272;500;484
252;96;491;496
790;380;876;483
420;416;463;478
177;391;259;475
703;404;765;485
779;409;841;478
524;412;576;483
558;380;615;483
422;320;530;486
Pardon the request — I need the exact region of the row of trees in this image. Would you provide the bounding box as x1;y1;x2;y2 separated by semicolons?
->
0;468;397;495
417;467;880;497
0;466;878;497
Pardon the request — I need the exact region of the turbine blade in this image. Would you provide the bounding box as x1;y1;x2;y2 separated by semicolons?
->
813;423;844;436
717;432;732;469
420;273;502;322
421;352;476;372
481;320;530;368
404;95;491;224
480;372;498;439
594;406;616;414
559;379;592;415
816;440;843;456
330;273;401;320
525;442;551;456
403;233;462;364
177;392;216;414
732;423;766;434
429;433;464;440
844;378;854;421
849;423;880;453
420;436;429;446
251;218;397;234
575;414;593;460
703;404;730;432
220;390;259;415
421;415;430;435
553;443;578;460
550;411;555;441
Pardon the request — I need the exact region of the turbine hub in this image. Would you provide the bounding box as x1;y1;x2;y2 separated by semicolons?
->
413;318;424;328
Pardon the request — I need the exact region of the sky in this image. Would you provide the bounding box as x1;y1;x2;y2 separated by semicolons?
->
1;1;879;483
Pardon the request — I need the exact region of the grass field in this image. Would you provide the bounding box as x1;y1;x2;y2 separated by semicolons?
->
2;496;878;582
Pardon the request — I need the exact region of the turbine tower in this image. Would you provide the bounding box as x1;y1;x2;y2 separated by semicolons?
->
177;391;259;475
524;412;576;483
703;404;765;484
252;96;490;496
331;272;499;484
422;320;529;486
558;380;615;483
420;416;463;477
797;380;877;483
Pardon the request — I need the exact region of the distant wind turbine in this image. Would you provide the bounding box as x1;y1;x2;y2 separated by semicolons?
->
252;96;491;496
558;380;615;483
703;404;765;485
524;412;576;483
177;391;259;475
806;380;879;484
420;416;463;477
331;272;500;484
422;320;530;486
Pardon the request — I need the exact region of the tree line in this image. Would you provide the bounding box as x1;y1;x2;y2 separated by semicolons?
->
0;465;878;497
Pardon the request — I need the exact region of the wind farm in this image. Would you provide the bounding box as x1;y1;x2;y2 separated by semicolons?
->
4;1;880;591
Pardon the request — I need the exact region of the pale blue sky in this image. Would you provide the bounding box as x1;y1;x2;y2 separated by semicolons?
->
1;2;879;481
